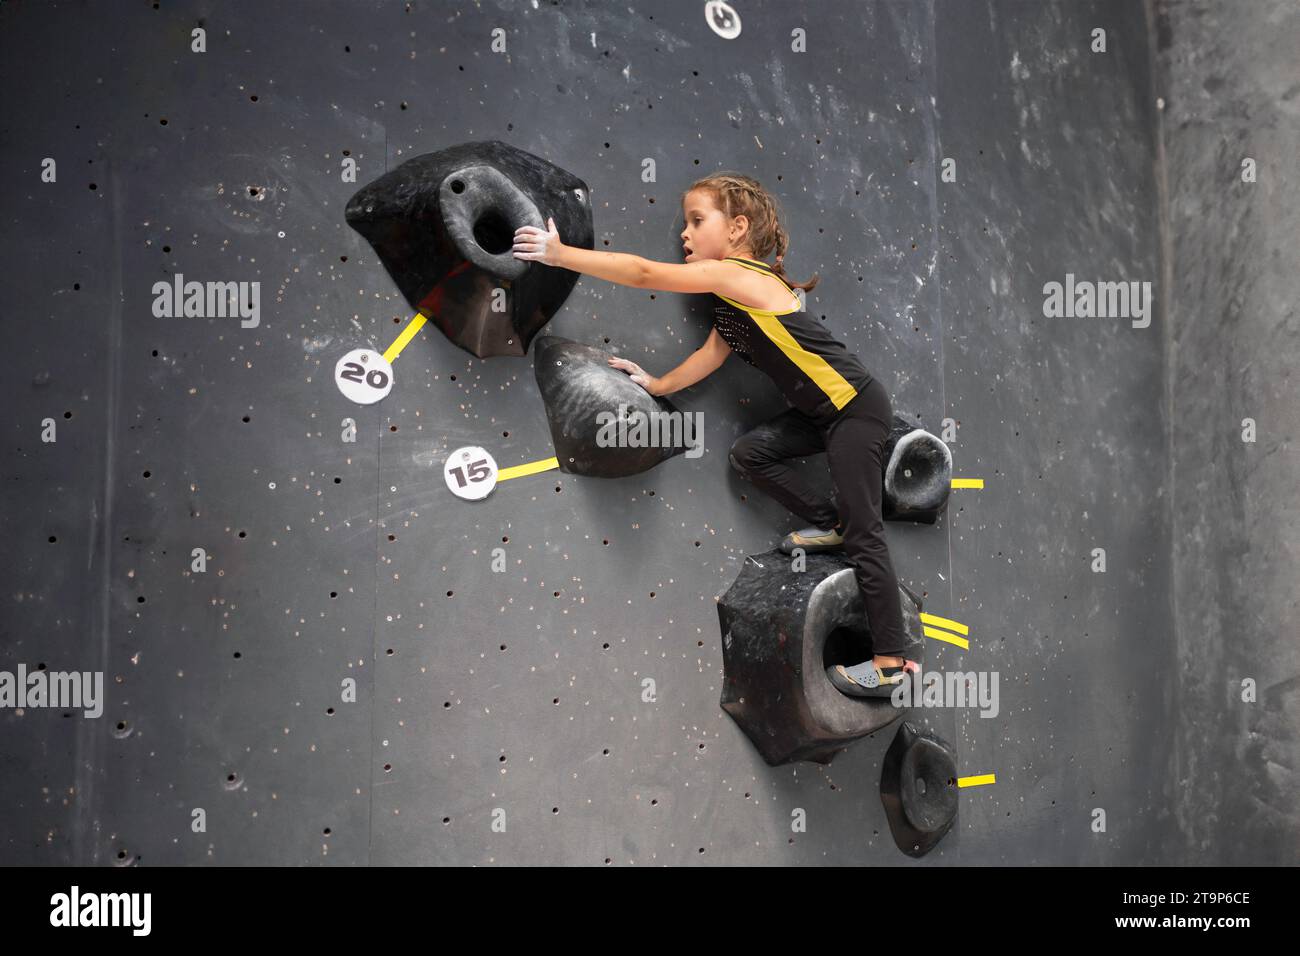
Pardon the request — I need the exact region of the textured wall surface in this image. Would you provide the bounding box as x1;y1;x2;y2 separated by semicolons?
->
1156;0;1300;864
2;0;1260;866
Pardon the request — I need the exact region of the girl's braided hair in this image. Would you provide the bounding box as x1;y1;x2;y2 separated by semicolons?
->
684;172;820;292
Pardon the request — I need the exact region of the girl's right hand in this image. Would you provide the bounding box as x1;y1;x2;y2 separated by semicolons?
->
607;356;660;395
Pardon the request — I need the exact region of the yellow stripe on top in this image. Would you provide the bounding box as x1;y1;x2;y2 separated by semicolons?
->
719;259;860;412
721;258;804;313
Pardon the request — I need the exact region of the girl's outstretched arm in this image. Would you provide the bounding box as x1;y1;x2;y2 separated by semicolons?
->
513;220;736;396
512;220;749;298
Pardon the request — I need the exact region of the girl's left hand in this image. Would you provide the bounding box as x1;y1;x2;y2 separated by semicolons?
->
512;217;565;266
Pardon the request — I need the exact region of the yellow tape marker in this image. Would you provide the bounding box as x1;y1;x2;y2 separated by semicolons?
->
951;478;984;489
957;774;996;788
382;313;428;364
919;612;969;635
922;626;970;650
497;457;560;482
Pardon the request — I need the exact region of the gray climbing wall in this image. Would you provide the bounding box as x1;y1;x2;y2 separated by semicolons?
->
1158;0;1300;865
0;0;1290;867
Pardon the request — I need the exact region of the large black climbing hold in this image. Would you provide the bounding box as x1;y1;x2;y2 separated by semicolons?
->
345;140;594;358
717;549;926;766
883;413;952;524
880;721;958;857
534;335;696;478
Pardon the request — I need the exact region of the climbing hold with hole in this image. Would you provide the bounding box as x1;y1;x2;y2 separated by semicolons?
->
880;721;959;857
345;140;594;358
717;549;926;765
882;414;952;523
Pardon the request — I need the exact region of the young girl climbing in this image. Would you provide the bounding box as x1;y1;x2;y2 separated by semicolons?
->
512;172;917;698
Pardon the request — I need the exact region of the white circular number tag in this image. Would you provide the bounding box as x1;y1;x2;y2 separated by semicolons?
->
335;349;394;404
444;446;498;501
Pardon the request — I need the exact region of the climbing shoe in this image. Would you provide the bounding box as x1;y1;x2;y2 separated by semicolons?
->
779;525;844;554
827;659;920;698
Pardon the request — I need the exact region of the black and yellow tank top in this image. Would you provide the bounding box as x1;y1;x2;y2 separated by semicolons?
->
712;257;873;425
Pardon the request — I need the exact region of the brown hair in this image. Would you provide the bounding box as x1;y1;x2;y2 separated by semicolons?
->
683;172;820;292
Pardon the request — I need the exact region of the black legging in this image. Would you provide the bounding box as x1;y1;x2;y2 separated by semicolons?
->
727;376;909;657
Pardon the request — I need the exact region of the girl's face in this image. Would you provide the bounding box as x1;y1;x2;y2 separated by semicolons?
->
680;189;746;262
